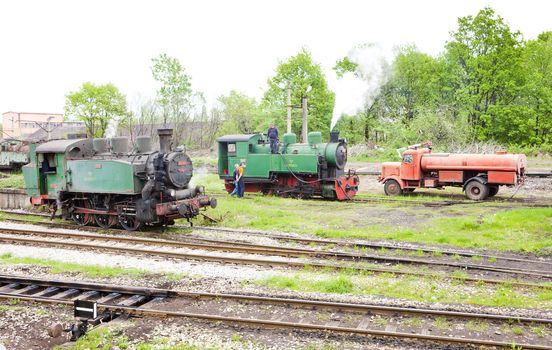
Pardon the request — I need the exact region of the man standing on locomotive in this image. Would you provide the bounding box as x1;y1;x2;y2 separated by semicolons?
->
267;123;279;154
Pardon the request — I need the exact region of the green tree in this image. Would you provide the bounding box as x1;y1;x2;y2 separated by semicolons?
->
519;31;552;144
65;82;127;138
218;90;260;134
445;7;524;139
388;46;443;121
151;53;194;143
263;48;335;139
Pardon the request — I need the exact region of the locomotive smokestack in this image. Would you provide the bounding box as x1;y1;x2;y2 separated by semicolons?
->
158;128;173;154
330;130;339;143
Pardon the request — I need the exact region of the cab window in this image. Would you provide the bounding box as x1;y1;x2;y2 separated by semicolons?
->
227;143;236;154
402;154;413;164
38;153;57;173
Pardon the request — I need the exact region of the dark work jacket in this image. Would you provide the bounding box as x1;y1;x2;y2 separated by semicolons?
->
268;127;278;140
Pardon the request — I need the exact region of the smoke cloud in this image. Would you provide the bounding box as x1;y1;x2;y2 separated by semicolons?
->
104;118;119;138
330;43;391;131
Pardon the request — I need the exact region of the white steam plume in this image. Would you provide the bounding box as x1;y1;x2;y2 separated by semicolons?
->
330;43;391;131
104;118;119;138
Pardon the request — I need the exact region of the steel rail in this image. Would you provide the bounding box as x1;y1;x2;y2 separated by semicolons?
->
0;288;550;349
5;210;550;270
0;226;549;279
193;225;552;267
0;233;549;289
3;274;550;324
2;209;551;270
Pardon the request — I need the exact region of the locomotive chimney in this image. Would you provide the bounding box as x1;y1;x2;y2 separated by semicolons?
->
158;128;173;154
330;130;339;143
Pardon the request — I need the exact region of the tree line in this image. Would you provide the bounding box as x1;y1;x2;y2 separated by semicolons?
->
64;7;551;153
335;7;552;153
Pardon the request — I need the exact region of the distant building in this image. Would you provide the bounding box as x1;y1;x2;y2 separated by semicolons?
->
2;111;84;139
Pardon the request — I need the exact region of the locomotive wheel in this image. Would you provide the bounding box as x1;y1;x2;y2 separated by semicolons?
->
488;185;499;197
465;181;489;200
384;180;403;196
118;213;142;231
71;200;91;226
94;214;117;229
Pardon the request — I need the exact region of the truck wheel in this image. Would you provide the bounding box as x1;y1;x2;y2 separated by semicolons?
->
488;185;499;197
384;180;403;196
465;181;489;200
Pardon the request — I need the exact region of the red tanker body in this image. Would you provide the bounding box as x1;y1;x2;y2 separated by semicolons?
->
379;144;526;200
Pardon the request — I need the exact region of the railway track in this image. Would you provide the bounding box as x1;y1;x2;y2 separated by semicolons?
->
0;210;551;285
0;274;550;349
0;225;550;289
2;209;550;272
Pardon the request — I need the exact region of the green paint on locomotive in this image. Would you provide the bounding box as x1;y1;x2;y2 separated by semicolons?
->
217;131;342;179
22;144;39;197
67;159;141;194
23;139;142;198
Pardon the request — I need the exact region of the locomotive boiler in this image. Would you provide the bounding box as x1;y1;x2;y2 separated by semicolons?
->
23;129;216;230
379;143;526;200
217;131;359;200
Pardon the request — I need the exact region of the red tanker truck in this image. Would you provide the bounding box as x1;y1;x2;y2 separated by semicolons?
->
378;143;527;200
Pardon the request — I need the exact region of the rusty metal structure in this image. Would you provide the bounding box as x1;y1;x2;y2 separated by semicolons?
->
379;142;527;200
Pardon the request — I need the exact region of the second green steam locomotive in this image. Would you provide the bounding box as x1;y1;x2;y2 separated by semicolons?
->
217;131;359;200
23;129;216;230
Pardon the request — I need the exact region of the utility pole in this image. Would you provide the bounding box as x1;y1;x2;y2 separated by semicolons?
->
301;96;308;143
286;82;292;134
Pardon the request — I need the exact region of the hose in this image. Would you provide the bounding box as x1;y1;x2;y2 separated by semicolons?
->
277;152;323;184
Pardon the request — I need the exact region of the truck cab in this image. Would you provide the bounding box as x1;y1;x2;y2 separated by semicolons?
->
379;148;430;195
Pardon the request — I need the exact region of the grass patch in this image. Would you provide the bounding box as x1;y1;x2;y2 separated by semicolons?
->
531;325;549;337
402;317;424;328
0;252;146;278
58;327;219;350
433;317;450;331
192;187;552;254
254;273;552;309
0;171;25;188
466;319;489;332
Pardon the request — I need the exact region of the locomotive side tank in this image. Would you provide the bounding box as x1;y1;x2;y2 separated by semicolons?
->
23;128;216;230
217;131;358;200
379;143;526;200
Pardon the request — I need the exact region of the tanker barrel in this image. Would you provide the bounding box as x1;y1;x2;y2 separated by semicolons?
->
330;130;339;143
158;128;173;154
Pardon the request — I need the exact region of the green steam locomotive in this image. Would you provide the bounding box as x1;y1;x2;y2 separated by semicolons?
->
23;129;216;230
217;131;359;200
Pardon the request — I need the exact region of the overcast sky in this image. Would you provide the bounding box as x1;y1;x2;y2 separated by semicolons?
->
0;0;550;121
